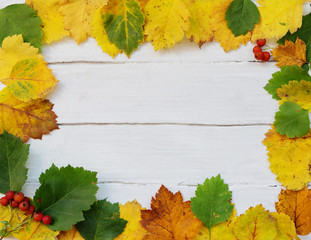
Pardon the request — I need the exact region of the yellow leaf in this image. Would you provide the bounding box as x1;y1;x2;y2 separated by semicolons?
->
252;0;306;41
59;0;108;44
272;39;307;68
263;127;311;190
26;0;69;44
271;212;300;240
138;0;148;10
58;226;84;240
0;205;28;236
233;205;277;240
0;35;43;80
114;200;147;240
144;0;190;51
1;58;58;102
277;80;311;110
212;0;251;52
12;218;59;240
194;208;237;240
0;87;58;142
91;7;121;57
184;0;214;47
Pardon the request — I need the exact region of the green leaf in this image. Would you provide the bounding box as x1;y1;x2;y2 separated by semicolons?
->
76;200;127;240
34;164;99;231
274;102;310;138
103;0;144;56
225;0;260;37
264;65;311;100
191;175;233;232
0;4;42;51
0;131;29;194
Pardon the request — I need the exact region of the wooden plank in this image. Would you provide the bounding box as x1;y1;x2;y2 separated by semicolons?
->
48;62;279;124
28;124;277;186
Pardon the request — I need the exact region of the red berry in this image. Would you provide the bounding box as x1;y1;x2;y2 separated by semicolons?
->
19;202;29;211
257;39;266;47
14;192;24;203
262;51;271;62
253;46;262;54
33;212;44;222
42;215;53;225
5;191;15;200
11;200;19;208
23;197;30;204
255;51;264;60
1;197;9;206
26;205;36;215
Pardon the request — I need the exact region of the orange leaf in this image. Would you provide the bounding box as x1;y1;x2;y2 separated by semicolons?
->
272;38;307;68
58;226;84;240
140;185;201;240
275;187;311;235
0;88;58;142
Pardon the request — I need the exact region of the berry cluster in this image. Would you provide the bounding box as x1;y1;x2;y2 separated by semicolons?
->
253;39;270;62
1;191;52;225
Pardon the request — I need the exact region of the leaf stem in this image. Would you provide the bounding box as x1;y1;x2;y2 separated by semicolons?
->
0;218;31;239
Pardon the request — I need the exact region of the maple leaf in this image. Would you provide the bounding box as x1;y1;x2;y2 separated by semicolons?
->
102;0;144;56
191;175;233;237
58;226;84;240
1;58;58;102
264;65;311;100
272;39;307;68
114;200;147;240
0;88;58;143
141;185;201;240
144;0;190;51
26;0;69;44
0;131;29;194
59;0;107;44
34;164;99;231
12;218;59;240
263;127;311;190
274;102;310;138
252;0;306;41
277;80;311;110
0;4;42;51
91;7;121;58
0;35;43;81
194;208;237;240
225;0;260;37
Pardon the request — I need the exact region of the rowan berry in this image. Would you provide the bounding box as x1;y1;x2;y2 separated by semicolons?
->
262;52;271;62
257;39;266;47
14;192;24;203
19;202;29;211
255;51;264;60
23;197;30;204
11;200;19;208
5;191;15;200
26;205;36;215
42;215;53;225
33;212;44;222
253;46;262;54
1;197;9;206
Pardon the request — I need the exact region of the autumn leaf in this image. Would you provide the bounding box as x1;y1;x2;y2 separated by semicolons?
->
264;65;311;100
59;0;107;44
191;175;233;235
144;0;190;51
252;0;305;41
26;0;69;44
91;7;121;58
102;0;144;56
274;102;310;138
0;4;42;51
34;164;99;231
1;58;58;102
0;35;43;81
263;127;311;190
141;185;201;240
58;226;84;240
225;0;260;37
0;131;29;194
0;88;58;143
114;200;147;240
138;0;148;11
275;188;311;236
12;218;59;240
272;39;307;68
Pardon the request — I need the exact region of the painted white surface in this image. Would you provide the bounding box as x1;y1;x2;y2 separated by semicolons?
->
1;0;311;239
